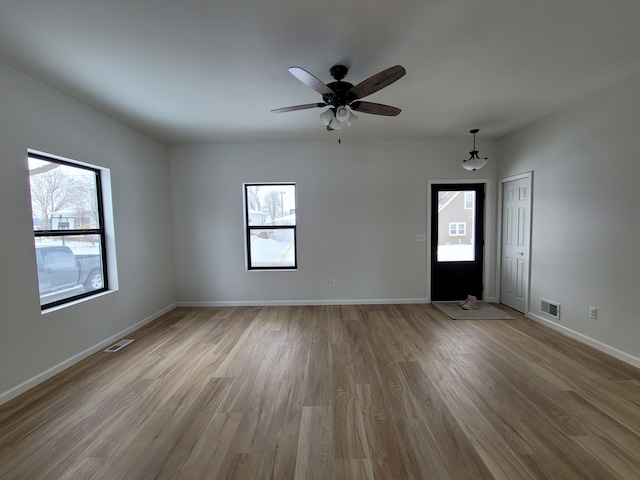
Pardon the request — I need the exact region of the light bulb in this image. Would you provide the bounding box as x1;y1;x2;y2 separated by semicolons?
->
335;106;350;122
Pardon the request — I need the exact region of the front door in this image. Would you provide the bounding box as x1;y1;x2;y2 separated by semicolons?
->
431;183;485;301
500;175;531;313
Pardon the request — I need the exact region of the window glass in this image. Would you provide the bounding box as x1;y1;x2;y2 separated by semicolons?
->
244;183;296;269
437;190;475;262
28;153;108;308
464;191;474;209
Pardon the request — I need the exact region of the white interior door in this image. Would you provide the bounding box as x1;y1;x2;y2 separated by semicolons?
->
500;175;531;312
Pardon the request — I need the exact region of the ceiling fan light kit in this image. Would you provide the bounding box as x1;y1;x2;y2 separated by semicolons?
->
272;64;406;132
320;105;358;130
462;128;488;171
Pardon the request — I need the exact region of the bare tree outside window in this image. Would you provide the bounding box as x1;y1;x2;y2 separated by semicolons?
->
263;190;283;222
71;174;100;228
246;185;261;213
29;164;76;229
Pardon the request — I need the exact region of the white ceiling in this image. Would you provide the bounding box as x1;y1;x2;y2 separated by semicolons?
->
2;0;640;144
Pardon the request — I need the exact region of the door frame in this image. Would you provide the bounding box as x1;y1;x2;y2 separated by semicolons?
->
427;178;494;302
497;171;533;314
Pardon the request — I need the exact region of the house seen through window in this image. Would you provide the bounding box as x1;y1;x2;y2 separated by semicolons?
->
28;152;108;309
437;189;476;262
244;183;296;269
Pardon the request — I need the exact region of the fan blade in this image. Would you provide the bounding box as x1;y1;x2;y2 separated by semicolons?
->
349;65;406;99
288;67;335;95
351;101;401;116
271;103;327;113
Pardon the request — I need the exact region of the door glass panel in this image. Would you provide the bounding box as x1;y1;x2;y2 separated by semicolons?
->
437;190;475;262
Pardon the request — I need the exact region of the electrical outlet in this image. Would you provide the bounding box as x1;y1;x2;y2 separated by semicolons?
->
589;306;597;320
333;279;339;287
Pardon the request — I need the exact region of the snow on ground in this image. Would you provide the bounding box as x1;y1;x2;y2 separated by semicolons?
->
438;244;474;262
250;236;295;267
35;237;101;255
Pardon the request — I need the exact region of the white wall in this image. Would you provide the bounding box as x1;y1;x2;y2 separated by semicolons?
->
0;61;177;403
169;140;498;305
498;71;640;366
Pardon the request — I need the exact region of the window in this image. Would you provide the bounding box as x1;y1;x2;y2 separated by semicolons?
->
464;191;474;209
244;183;296;270
28;152;108;309
449;222;466;236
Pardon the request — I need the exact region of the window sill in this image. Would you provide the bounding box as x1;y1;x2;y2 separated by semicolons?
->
41;288;117;315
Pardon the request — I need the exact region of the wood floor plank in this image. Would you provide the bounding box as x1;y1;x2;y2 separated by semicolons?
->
331;459;374;480
572;435;640;479
355;384;410;479
294;406;333;480
431;366;539;480
391;362;495;479
2;304;640;479
331;344;369;461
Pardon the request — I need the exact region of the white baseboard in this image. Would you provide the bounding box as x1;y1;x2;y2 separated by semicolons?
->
177;298;430;307
528;312;640;369
0;303;177;407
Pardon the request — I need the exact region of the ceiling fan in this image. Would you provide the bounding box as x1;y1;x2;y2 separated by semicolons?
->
271;64;406;130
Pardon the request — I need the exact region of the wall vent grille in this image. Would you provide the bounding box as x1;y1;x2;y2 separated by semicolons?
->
541;299;560;319
105;339;134;352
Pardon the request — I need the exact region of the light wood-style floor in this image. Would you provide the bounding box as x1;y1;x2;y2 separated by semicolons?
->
2;304;640;479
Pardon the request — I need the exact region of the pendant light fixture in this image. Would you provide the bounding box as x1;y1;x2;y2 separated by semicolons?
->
462;129;488;171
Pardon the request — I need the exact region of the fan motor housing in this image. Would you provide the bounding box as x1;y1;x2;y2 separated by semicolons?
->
324;81;355;106
322;65;356;106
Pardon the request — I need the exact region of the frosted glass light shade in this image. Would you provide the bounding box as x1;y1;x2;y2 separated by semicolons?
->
319;109;334;126
462;155;488;171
